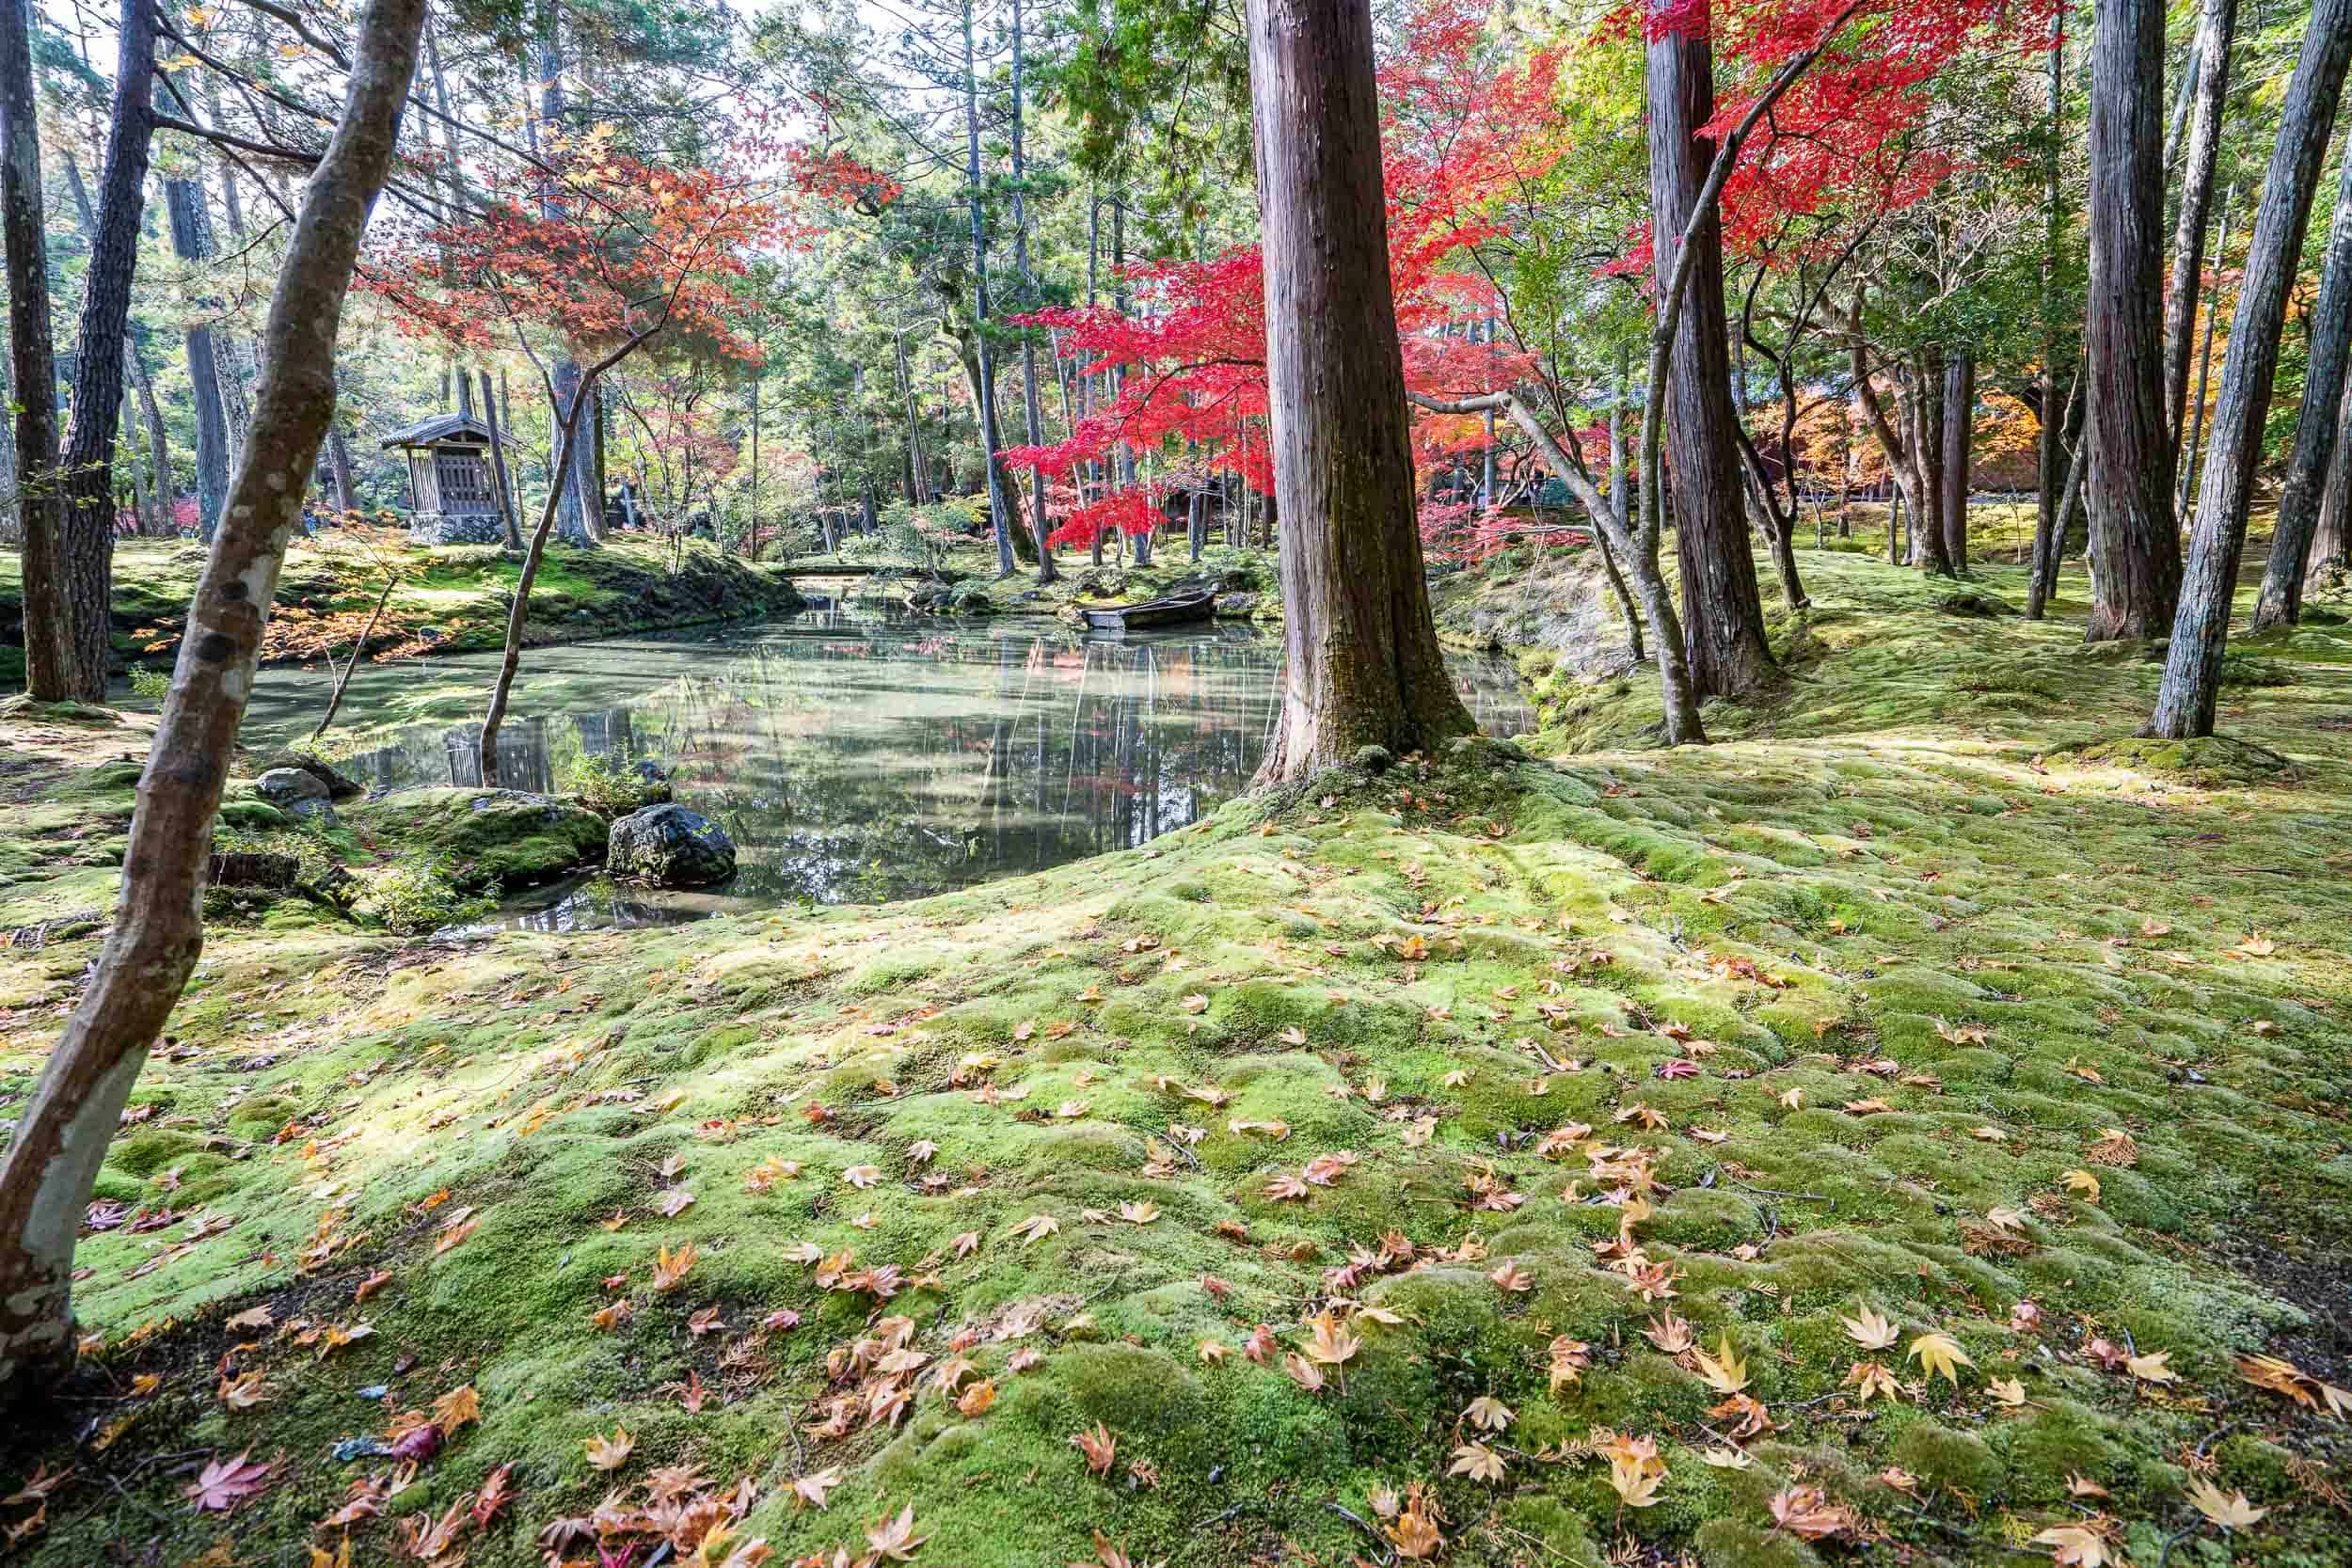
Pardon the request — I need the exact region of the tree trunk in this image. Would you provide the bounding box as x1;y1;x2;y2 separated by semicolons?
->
164;177;232;539
1008;0;1057;584
49;0;160;700
2311;381;2352;576
2084;0;2181;640
2251;131;2352;628
2027;357;2084;618
0;0;426;1402
2163;0;2238;452
2033;5;2066;611
326;422;358;516
1940;349;1973;573
2149;0;2352;736
2;0;68;690
481;368;522;549
1247;0;1472;781
535;0;597;547
1647;5;1774;696
960;0;1017;578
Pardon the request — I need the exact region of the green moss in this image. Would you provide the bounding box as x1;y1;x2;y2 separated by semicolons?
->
11;546;2352;1568
344;786;608;892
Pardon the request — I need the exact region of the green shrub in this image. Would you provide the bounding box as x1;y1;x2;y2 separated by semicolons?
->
127;667;170;700
355;859;498;935
567;752;668;819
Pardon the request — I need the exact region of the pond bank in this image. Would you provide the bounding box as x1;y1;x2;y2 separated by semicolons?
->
0;534;809;689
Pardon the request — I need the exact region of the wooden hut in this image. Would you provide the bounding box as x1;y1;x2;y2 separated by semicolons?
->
382;413;507;545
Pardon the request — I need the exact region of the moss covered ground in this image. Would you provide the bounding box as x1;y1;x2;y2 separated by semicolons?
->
0;533;806;689
2;549;2350;1568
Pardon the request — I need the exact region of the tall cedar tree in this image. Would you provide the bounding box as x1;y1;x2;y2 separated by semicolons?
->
2148;0;2352;737
1246;0;1473;780
2082;0;2179;640
1647;0;1776;696
51;0;160;700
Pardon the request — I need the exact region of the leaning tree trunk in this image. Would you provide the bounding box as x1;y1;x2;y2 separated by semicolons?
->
1247;0;1473;781
2250;124;2352;629
2149;0;2352;737
0;0;426;1402
51;0;160;701
1940;349;1974;573
2163;0;2238;452
2083;0;2181;641
1;0;67;693
1647;1;1775;697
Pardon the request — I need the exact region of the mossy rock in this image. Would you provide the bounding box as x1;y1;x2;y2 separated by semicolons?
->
217;799;293;832
346;786;608;892
2055;735;2291;786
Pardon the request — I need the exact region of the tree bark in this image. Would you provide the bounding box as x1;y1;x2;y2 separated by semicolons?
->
535;0;598;546
1008;0;1056;583
2034;5;2066;610
50;0;160;700
2162;0;2238;452
481;368;522;549
2;0;66;692
0;0;426;1402
2084;0;2181;640
1940;349;1973;572
2251;128;2352;628
960;0;1017;578
1647;5;1774;696
164;176;232;539
2026;357;2084;618
1247;0;1472;781
2149;0;2352;736
326;422;358;516
2310;379;2352;578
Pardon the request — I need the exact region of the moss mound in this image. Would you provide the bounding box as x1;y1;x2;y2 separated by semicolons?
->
346;786;609;891
2057;734;2293;786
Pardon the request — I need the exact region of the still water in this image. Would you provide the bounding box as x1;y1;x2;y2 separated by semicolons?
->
234;605;1533;930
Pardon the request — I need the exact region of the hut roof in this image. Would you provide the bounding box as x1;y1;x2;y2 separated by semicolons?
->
378;412;499;451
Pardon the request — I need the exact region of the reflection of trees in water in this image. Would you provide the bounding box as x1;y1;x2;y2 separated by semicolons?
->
675;626;1287;905
276;612;1531;920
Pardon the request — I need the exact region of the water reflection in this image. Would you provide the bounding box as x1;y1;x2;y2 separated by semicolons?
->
234;606;1533;929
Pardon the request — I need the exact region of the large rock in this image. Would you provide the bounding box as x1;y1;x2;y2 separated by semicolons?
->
255;767;335;821
253;752;364;799
346;787;609;893
608;803;737;888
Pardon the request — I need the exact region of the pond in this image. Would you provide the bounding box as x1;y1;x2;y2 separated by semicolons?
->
233;605;1534;930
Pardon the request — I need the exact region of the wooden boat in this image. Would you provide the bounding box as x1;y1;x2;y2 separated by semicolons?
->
1079;586;1218;631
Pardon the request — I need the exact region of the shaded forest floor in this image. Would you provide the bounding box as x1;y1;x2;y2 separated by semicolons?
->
0;534;807;689
3;551;2351;1568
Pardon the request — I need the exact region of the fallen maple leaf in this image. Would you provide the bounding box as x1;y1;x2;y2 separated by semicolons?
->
1071;1422;1118;1475
1768;1485;1856;1540
2185;1478;2266;1529
184;1451;271;1513
584;1426;634;1471
1449;1441;1507;1483
792;1466;843;1511
1842;1304;1900;1350
431;1384;481;1432
1907;1330;1973;1386
866;1502;930;1561
2031;1523;2119;1567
